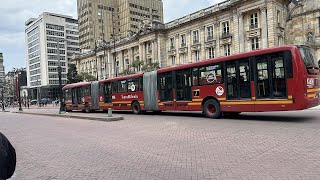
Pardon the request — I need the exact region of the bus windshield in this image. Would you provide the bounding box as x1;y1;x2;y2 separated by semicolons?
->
299;46;319;69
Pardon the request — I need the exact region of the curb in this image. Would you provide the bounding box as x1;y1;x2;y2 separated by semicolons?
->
12;111;124;122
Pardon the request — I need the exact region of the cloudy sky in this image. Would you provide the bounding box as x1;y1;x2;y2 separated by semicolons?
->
0;0;223;72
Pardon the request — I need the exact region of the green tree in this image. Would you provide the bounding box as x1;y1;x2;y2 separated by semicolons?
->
67;64;83;84
79;72;96;82
141;61;160;72
131;59;144;72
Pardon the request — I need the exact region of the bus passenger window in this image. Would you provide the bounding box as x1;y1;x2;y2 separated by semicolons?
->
128;79;137;92
112;81;118;93
227;64;238;99
257;59;270;97
118;80;127;93
192;68;199;86
138;77;143;92
199;64;223;85
272;56;286;97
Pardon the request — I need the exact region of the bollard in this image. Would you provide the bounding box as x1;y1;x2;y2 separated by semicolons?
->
108;108;112;117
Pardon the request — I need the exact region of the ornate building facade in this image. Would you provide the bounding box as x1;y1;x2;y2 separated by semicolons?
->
286;0;320;58
72;0;319;80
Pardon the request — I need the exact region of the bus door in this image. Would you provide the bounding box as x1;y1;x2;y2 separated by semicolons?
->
254;52;288;111
226;59;253;111
175;69;192;109
159;72;174;110
104;82;112;104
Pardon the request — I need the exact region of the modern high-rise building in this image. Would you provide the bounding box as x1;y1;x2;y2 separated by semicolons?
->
77;0;164;50
25;12;80;101
0;53;5;85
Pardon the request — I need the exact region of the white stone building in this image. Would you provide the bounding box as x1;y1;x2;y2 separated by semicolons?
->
72;0;319;79
25;12;80;100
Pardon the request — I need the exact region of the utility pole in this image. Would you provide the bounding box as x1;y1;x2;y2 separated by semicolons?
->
112;7;117;77
56;39;65;114
95;40;98;81
99;8;107;79
1;86;4;112
17;71;22;111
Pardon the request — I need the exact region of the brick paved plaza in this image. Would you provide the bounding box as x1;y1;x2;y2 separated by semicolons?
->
1;110;320;180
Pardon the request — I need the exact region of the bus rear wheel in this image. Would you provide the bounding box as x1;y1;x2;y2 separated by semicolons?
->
203;99;221;119
132;101;141;114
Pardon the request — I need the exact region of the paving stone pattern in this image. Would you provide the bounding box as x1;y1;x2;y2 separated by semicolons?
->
0;110;320;180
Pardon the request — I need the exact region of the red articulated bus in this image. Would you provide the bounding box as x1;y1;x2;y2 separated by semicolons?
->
63;45;320;118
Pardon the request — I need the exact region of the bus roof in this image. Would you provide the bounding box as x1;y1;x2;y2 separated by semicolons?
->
157;45;297;73
99;72;144;83
62;81;91;90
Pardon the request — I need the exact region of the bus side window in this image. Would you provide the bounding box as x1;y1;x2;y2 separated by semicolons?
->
128;79;137;92
118;80;127;93
112;81;118;93
138;77;143;92
192;68;199;86
284;51;293;78
99;83;104;95
199;63;223;85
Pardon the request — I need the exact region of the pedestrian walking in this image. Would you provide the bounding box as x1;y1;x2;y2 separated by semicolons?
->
0;132;16;180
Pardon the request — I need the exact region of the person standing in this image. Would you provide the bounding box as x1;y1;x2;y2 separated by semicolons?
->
0;132;16;180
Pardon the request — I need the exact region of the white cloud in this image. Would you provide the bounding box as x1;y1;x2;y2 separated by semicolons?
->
1;0;225;72
0;0;77;71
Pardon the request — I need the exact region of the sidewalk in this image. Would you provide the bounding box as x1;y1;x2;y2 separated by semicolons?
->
7;107;124;122
309;105;320;110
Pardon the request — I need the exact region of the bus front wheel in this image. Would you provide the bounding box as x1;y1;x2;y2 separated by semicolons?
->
132;101;141;114
203;99;221;119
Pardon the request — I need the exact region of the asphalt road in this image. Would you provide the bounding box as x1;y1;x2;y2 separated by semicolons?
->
0;110;320;180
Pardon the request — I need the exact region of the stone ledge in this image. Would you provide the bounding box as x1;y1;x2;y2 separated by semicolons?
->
11;111;124;122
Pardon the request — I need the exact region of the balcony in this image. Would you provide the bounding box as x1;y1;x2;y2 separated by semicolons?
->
246;28;261;39
181;43;187;48
193;40;200;44
205;39;216;48
191;44;201;51
249;24;258;30
221;32;232;39
206;36;214;42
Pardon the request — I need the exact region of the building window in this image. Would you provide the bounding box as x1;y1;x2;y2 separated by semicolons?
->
193;30;199;44
172;56;176;65
278;36;283;46
181;34;186;47
207;26;213;41
207;48;214;59
250;13;258;29
125;59;129;69
277;10;281;25
180;54;186;64
194;51;200;62
251;38;259;50
224;45;230;56
170;37;175;49
222;21;229;36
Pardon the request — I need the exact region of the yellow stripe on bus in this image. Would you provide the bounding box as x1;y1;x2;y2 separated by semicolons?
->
308;94;315;98
221;100;293;105
307;88;320;93
188;102;201;106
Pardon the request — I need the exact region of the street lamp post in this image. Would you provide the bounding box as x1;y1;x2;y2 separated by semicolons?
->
0;85;5;112
56;39;65;114
37;79;41;107
17;71;22;111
